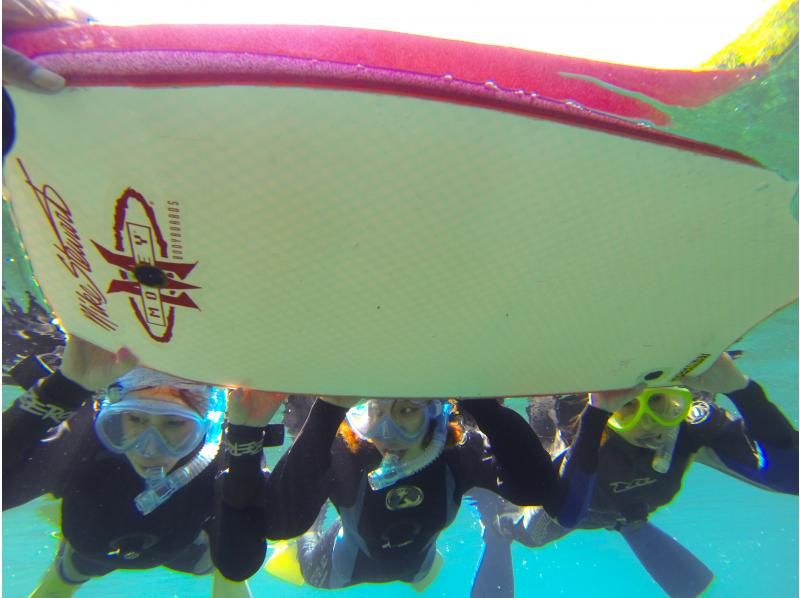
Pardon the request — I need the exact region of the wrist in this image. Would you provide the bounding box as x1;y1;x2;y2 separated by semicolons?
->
587;393;614;413
725;374;750;394
223;424;265;457
40;371;94;407
57;366;90;391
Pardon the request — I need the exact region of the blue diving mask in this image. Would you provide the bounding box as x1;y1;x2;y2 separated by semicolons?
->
345;400;453;491
346;399;443;448
94;367;227;515
95;397;208;460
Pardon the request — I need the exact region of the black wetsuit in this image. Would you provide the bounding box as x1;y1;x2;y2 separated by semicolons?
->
3;87;15;158
503;380;798;544
2;371;220;578
216;398;610;587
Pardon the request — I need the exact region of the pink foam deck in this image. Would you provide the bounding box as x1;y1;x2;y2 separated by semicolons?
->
7;24;763;165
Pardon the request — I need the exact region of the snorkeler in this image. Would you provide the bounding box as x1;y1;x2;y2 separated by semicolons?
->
215;388;638;589
469;353;798;598
2;336;276;597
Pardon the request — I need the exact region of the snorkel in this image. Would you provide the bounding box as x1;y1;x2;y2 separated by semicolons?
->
608;387;691;474
134;385;226;515
649;424;680;473
95;368;227;515
346;400;453;491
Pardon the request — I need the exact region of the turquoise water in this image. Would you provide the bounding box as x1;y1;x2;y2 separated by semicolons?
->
3;20;798;598
2;303;798;596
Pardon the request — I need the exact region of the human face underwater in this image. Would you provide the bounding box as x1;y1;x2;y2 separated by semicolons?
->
609;387;692;449
346;399;434;452
95;386;208;478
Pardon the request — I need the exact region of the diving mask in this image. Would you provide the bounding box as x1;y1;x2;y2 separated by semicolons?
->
346;399;442;447
365;401;453;491
95;397;208;460
608;387;692;432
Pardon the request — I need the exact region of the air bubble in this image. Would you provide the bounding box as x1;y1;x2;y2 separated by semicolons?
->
484;80;499;91
443;73;454;82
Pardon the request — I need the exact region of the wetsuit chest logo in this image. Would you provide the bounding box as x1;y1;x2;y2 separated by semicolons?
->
385;485;424;510
687;400;711;424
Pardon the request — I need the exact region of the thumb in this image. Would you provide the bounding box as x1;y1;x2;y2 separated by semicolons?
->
109;347;138;380
3;46;65;91
228;387;246;403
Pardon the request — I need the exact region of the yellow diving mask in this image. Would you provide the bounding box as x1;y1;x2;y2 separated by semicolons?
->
608;387;692;432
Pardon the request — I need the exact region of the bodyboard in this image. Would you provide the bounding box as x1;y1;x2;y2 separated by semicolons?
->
3;25;797;397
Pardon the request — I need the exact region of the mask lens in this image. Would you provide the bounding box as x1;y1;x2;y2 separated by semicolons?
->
609;397;643;430
644;389;690;425
157;415;199;448
95;399;206;458
346;400;432;443
390;401;428;440
609;388;691;432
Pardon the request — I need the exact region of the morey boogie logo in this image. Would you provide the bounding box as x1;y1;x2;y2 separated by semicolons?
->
92;188;200;343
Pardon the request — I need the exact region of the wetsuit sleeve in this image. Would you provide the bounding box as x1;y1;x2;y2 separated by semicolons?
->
693;380;798;494
2;371;93;508
458;399;560;508
554;404;610;527
3;87;16;159
221;425;269;508
262;399;347;540
214;424;270;581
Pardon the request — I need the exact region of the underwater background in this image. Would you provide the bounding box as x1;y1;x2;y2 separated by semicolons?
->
2;3;798;596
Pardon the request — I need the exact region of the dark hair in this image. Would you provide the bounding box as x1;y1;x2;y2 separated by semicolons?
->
526;394;605;452
283;394;316;437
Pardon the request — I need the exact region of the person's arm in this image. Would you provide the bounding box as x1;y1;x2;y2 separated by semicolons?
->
682;353;798;494
691;382;798;493
2;363;92;509
458;399;560;508
213;423;272;582
3;365;91;472
544;386;641;528
214;389;285;581
551;400;611;527
4;332;136;471
3;338;137;509
262;398;350;540
221;389;286;510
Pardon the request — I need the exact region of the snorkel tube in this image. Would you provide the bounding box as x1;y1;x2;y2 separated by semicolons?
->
134;386;227;515
650;424;680;474
366;402;453;491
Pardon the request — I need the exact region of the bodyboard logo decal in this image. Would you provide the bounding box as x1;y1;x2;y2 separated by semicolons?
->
17;159;117;332
92;188;200;343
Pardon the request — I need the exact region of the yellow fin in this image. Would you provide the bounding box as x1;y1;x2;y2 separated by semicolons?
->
212;569;253;598
409;550;444;593
703;0;798;68
263;541;305;586
28;560;79;598
35;495;62;528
